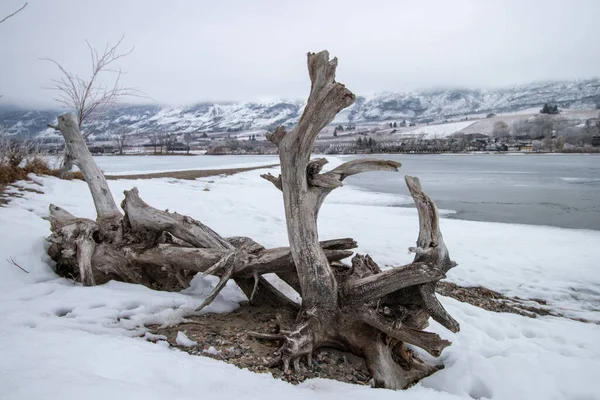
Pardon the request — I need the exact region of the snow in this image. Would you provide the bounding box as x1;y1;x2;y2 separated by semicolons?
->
204;346;220;355
1;158;600;399
43;154;280;175
176;331;198;347
91;155;279;176
5;79;600;138
560;177;600;183
399;121;477;139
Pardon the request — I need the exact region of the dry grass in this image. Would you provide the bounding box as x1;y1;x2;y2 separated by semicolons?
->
0;157;83;185
0;165;29;185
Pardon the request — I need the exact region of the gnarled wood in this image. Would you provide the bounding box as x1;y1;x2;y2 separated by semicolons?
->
121;186;300;307
405;175;460;333
132;241;355;277
123;187;232;249
343;262;445;304
256;51;460;390
266;51;356;311
358;307;451;357
47;52;461;391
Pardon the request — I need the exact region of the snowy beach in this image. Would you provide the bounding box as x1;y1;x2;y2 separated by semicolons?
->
1;155;599;399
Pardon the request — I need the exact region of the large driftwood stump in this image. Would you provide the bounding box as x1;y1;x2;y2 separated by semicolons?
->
47;51;459;390
257;51;459;389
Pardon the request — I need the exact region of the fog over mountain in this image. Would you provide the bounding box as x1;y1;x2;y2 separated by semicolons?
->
1;78;599;139
2;0;600;108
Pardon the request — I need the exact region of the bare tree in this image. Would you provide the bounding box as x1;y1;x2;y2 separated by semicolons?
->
542;136;554;152
46;52;458;390
165;133;177;154
158;131;168;154
511;119;531;138
492;120;510;138
112;128;131;155
0;136;39;169
147;132;160;154
530;115;554;139
42;36;139;174
183;133;193;154
226;137;240;152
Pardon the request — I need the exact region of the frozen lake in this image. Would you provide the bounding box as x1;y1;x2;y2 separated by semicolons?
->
53;153;600;230
341;154;600;230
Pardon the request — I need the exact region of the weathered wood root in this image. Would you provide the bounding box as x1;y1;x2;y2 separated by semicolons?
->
47;188;356;307
254;175;457;389
47;113;357;310
47;51;461;391
253;51;460;390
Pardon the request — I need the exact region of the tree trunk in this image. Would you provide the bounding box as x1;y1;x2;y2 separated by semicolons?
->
46;51;459;390
53;114;122;227
259;51;459;389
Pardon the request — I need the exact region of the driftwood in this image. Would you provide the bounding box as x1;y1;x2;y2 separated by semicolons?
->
258;51;459;389
47;51;459;390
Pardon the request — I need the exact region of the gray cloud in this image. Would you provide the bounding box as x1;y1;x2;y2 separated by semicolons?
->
1;0;599;107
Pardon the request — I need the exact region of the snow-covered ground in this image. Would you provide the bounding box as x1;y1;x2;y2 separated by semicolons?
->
1;158;599;399
461;108;600;136
397;121;477;139
44;154;280;176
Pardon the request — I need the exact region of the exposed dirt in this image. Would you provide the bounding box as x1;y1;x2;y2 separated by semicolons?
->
0;182;44;206
149;280;594;388
436;281;593;323
105;164;279;180
149;304;374;386
148;282;588;385
0;184;7;206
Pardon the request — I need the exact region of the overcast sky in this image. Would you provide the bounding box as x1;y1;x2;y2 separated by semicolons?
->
1;0;599;108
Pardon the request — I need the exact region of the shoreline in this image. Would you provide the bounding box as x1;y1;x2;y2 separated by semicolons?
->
104;163;279;180
334;151;600;156
94;151;600;157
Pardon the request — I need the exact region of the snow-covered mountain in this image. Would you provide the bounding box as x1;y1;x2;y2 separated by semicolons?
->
2;78;599;139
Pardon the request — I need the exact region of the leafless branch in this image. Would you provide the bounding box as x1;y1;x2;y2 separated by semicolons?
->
0;2;27;25
112;127;132;155
40;35;143;137
7;257;29;273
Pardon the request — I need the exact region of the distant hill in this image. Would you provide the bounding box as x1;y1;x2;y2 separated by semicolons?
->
2;78;599;139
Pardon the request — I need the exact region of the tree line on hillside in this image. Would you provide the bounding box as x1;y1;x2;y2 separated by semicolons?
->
493;113;600;151
318;112;600;155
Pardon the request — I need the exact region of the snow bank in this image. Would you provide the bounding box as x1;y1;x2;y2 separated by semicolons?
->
1;161;599;399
